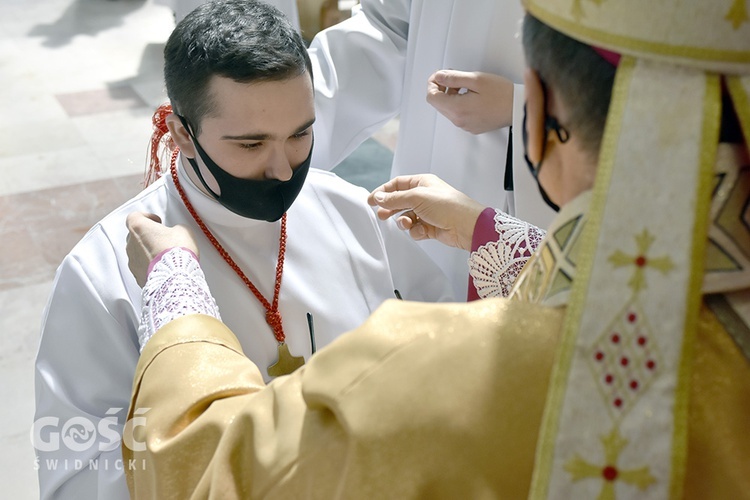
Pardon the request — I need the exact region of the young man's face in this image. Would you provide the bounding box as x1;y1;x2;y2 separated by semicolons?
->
190;73;315;182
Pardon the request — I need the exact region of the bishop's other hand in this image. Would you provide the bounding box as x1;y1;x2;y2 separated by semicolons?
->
125;212;200;287
368;174;486;251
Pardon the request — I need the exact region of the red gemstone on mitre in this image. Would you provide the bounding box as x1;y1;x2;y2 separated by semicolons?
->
627;313;637;323
635;256;647;267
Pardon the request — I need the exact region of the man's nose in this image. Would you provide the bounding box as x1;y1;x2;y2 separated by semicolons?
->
265;147;293;181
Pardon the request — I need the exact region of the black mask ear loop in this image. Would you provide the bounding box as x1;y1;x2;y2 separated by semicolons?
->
175;115;223;198
521;79;570;212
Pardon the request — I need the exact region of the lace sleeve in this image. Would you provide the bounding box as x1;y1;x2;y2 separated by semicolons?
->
137;247;222;352
468;209;546;299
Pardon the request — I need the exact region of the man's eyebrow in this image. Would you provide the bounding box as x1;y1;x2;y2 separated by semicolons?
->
221;118;316;141
293;118;316;135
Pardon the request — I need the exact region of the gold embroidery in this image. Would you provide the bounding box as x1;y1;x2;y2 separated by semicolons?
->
509;198;588;307
608;229;674;293
588;300;663;420
564;427;656;499
725;0;749;29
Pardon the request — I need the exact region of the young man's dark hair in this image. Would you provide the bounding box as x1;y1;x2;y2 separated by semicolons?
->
164;0;312;134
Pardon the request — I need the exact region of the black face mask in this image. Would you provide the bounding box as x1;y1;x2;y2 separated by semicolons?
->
179;116;312;222
521;102;570;213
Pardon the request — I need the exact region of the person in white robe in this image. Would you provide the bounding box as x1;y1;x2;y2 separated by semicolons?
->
308;0;557;298
32;2;452;498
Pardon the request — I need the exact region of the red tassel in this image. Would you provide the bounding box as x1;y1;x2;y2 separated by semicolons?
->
144;103;177;188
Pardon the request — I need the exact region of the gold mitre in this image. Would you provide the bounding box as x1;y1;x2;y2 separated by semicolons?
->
520;1;750;499
522;0;750;74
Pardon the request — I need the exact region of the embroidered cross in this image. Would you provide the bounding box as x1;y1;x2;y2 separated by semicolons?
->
608;229;674;293
726;0;748;29
565;427;656;500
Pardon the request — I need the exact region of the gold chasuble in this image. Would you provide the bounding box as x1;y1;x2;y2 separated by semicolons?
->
125;0;750;497
123;275;750;498
124;168;750;499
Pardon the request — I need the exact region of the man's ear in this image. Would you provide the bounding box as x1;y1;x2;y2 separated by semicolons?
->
166;113;196;158
523;68;545;165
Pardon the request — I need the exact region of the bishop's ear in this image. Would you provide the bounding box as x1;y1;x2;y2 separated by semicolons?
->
165;113;196;159
523;68;546;166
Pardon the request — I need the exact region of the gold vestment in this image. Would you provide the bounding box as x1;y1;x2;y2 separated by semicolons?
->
124;295;750;498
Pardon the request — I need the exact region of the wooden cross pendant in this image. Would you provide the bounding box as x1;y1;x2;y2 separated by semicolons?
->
267;343;305;377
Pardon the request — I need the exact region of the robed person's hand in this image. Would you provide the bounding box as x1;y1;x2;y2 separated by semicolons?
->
426;70;514;134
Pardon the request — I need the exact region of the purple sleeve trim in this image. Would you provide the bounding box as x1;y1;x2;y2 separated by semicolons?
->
471;207;500;253
467;208;500;301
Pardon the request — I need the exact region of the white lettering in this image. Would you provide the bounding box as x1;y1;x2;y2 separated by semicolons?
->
98;417;122;452
122;408;150;452
31;417;60;452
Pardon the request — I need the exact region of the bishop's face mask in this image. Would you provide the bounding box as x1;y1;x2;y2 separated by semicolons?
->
179;116;312;222
521;97;570;213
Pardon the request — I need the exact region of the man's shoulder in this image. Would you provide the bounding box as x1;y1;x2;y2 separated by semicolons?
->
67;178;171;258
305;168;370;198
298;168;375;216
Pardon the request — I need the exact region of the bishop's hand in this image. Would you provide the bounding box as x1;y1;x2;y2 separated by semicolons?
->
368;174;486;252
125;212;200;287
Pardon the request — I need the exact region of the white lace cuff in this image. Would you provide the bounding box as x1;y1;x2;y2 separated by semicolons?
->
137;247;221;352
468;209;546;298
